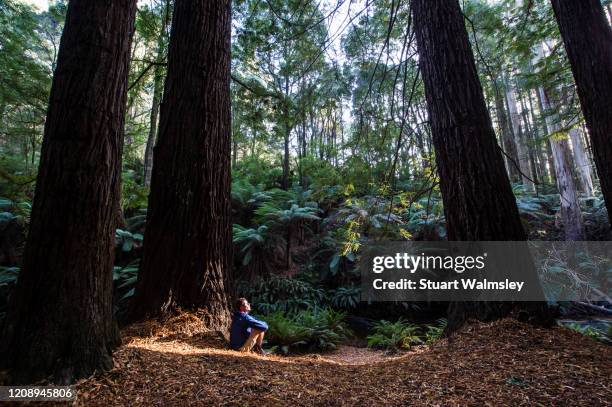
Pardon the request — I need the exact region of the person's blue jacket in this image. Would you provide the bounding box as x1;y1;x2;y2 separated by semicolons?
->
230;311;269;350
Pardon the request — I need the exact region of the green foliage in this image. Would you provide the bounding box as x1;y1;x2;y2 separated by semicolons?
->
330;286;360;309
0;156;37;203
367;319;423;351
4;199;30;220
113;260;140;301
515;193;558;221
233;224;271;266
404;196;446;239
0;0;54;161
0;265;19;287
424;318;447;344
115;229;143;253
236;276;326;315
566;323;611;345
125;209;147;234
121;170;149;212
255;202;320;228
263;308;352;354
232;156;284;189
366;318;446;350
298;156;342;191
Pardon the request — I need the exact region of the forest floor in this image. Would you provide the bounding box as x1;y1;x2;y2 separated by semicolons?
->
68;312;612;406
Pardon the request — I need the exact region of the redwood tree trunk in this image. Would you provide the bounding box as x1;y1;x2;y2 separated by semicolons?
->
0;0;136;384
412;0;526;241
130;0;232;328
551;0;612;223
412;0;547;331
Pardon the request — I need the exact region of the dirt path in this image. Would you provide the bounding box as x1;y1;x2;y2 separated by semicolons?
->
72;315;612;406
293;344;421;366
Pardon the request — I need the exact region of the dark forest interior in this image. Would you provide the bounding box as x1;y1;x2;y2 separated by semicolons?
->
0;0;611;405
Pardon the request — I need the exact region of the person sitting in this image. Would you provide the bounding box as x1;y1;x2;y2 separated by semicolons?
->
230;298;268;354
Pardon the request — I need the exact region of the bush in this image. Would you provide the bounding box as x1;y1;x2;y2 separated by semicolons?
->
424;318;447;344
331;286;360;309
236;276;326;314
367;318;447;351
367;318;422;351
263;308;352;354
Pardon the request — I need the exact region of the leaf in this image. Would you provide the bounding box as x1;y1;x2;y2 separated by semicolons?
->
121;288;135;300
242;250;253;266
547;266;565;274
329;254;340;273
122;239;134;252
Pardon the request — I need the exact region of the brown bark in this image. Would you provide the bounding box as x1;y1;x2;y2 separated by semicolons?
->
1;0;136;384
412;0;548;332
551;0;612;223
412;0;526;241
130;0;232;328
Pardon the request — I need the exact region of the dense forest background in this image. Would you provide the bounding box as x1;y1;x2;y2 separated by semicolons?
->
0;0;611;393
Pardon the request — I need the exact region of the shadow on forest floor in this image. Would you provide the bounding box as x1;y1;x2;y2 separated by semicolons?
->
70;312;612;406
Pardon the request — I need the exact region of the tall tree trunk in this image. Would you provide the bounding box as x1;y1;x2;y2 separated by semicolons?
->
143;64;163;187
506;80;536;192
538;85;585;241
412;0;548;332
1;0;136;384
517;89;540;185
534;85;558;185
281;76;290;190
527;88;552;183
130;0;232;328
413;0;526;241
282;121;290;189
494;84;520;182
569;127;595;196
551;0;612;223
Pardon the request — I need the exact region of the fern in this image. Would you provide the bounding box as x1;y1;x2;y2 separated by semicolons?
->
367;319;424;351
263;308;352;354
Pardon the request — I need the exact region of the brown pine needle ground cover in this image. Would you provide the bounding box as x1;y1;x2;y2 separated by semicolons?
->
71;312;611;406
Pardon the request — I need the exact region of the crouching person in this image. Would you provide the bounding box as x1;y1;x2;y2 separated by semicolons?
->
230;298;268;354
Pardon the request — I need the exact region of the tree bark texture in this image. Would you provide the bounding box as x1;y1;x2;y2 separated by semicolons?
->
506;83;535;192
1;0;136;384
551;0;612;223
412;0;551;332
412;0;526;241
494;85;520;182
538;85;585;241
130;0;232;329
569;127;595;196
